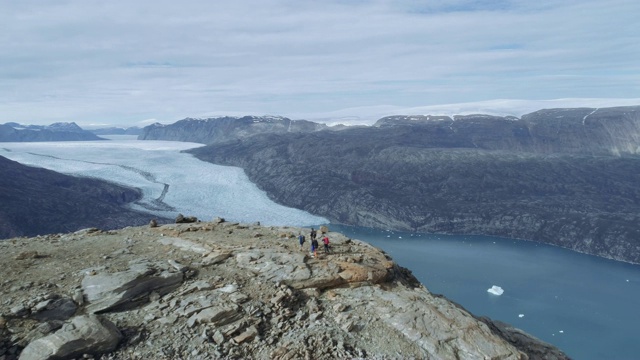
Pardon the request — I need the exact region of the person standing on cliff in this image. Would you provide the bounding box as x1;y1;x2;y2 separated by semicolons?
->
298;233;306;249
311;237;319;258
322;235;331;253
310;228;317;241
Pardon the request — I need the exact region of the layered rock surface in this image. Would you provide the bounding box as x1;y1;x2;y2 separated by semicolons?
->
0;221;567;359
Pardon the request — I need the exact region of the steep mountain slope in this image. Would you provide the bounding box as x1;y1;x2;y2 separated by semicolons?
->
0;155;161;238
188;106;640;263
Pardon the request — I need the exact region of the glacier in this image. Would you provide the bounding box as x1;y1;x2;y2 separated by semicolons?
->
0;137;327;226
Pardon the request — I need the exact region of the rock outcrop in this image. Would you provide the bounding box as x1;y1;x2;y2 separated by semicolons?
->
82;260;184;314
18;315;121;360
188;105;640;264
0;222;568;359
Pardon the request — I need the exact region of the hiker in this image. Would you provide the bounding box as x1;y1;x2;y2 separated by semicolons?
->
322;235;331;253
311;237;319;258
298;233;306;249
310;228;317;241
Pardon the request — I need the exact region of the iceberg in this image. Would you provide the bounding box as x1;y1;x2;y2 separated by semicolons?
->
487;285;504;296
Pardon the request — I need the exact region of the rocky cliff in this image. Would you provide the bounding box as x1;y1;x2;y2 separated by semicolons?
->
0;122;104;142
188;106;640;264
0;220;567;359
0;156;163;239
374;106;640;155
138;116;328;144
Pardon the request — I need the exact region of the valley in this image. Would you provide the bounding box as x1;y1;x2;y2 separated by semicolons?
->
183;106;640;264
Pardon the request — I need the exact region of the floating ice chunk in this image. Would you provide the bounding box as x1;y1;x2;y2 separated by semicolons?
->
487;285;504;296
518;314;524;318
559;330;564;333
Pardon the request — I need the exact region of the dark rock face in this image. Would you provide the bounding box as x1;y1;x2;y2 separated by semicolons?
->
188;106;640;264
374;106;640;155
0;122;104;142
0;155;162;239
138;116;328;144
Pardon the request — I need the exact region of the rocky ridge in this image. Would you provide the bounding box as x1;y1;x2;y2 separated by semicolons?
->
0;220;567;359
138;116;328;144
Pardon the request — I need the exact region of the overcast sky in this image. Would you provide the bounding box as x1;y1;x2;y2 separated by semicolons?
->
2;0;639;127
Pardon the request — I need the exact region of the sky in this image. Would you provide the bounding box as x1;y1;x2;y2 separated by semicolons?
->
1;0;639;127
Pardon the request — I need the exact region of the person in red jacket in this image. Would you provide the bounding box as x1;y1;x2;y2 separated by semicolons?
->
322;235;331;253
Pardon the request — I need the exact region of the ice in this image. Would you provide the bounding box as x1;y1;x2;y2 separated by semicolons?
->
487;285;504;296
518;314;524;318
0;139;328;226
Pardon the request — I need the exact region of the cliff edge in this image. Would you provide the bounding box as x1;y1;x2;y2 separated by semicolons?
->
0;221;567;359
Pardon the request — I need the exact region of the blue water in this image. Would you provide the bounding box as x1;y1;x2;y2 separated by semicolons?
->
329;224;640;360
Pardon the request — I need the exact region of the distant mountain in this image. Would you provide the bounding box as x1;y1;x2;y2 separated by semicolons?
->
89;126;143;136
138;116;328;144
188;105;640;264
374;106;640;155
0;122;104;142
0;155;162;239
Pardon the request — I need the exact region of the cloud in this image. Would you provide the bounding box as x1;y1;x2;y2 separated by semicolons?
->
0;0;638;126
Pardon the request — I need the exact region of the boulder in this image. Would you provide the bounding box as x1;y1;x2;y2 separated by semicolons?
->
32;297;77;321
19;315;121;360
20;321;64;347
233;326;258;344
201;251;231;266
175;214;198;223
82;261;183;313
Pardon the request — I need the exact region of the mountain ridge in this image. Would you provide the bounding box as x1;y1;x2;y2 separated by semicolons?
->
138;116;328;144
182;105;640;263
0;122;104;142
